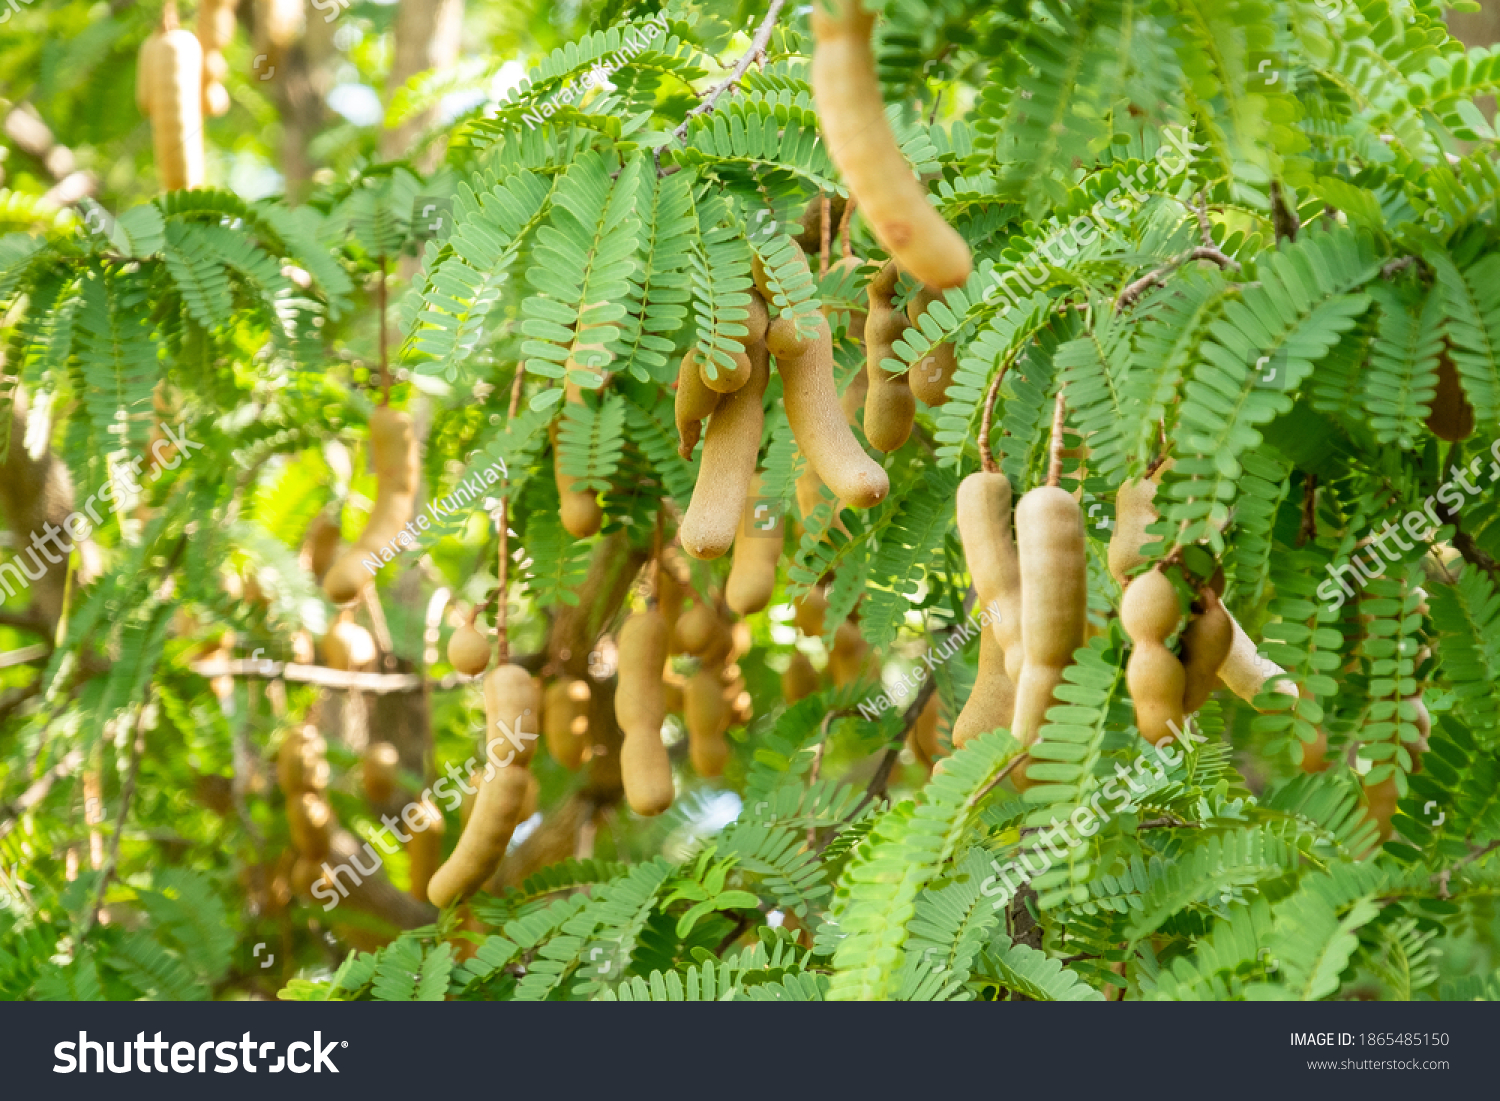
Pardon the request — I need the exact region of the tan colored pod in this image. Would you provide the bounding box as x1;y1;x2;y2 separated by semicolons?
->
828;618;872;686
768;313;889;508
1362;774;1400;843
202;77;231;118
323;618;376;671
863;261;915;453
616;609;673;815
425;763;530;908
1179;590;1233;713
543;676;591;770
483;663;542;769
1217;614;1299;708
551;391;603;538
911;692;941;765
795;587;828;638
781;650;820;704
148;27;206;191
1299;726;1330;774
1121;571;1187;746
824;254;870;337
680;333;770;560
952;629;1015;749
1012;487;1087;746
287;792;332;859
726;476;784;615
303;508;342;582
324;407;419;604
810;0;971;288
955;471;1023;680
686;667;731;778
197;0;238;53
1108;463;1171;585
701;348;754;394
362;742;401;805
676;349;721;458
675;600;718;655
276;724;328;795
906;287;958;406
137;28;166;116
1426;351;1475;442
447;622;490;676
659;564;687;651
406;799;445;903
840;365;870;430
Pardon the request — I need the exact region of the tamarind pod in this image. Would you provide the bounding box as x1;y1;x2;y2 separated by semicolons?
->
150;29;207;191
1107;463;1171;585
906;287;958;406
519;771;540;823
1012;487;1088;746
1216;614;1300;708
726;475;784;615
769;314;889;508
1121;572;1187;746
553;381;604;538
1299;727;1330;774
1426;351;1475;442
1179;590;1233;713
659;564;686;652
828;618;873;687
202;77;231;118
952;629;1015;750
323;407;420;603
686;667;731;778
425;764;530;908
792;195;849;254
276;725;328;795
863;264;915;453
303;508;342;582
197;0;238;54
663;675;685;715
809;1;971;289
676;349;720;457
839;364;870;429
674;601;718;655
781;650;820;704
137;30;166;115
323;619;376;671
447;623;490;676
362;742;401;806
616;609;673;815
794;587;828;638
912;692;941;764
680;335;770;559
287;792;332;860
1362;774;1400;843
955;471;1024;680
543;677;590;770
406;800;444;903
701;348;754;394
483;663;542;769
697;614;736;668
824;254;870;337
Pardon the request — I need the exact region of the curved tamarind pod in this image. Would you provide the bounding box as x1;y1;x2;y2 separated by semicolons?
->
543;676;590;770
1108;462;1172;585
616;609;674;815
810;0;971;288
906;287;958;406
680;334;770;560
406;799;444;903
700;290;770;395
768;314;889;508
952;629;1015;750
781;650;820;704
324;406;420;603
425;764;529;907
795;587;828;638
197;0;238;53
685;666;731;778
303;508;342;582
955;471;1024;682
1121;571;1187;746
675;601;718;655
148;26;206;191
911;693;941;765
1179;589;1233;713
1426;350;1475;442
727;475;784;615
447;622;490;676
1012;488;1088;746
483;663;542;769
863;261;915;453
676;349;721;458
1217;614;1299;708
361;742;401;805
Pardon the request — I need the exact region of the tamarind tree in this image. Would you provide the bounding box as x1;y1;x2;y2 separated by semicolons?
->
2;0;1500;1004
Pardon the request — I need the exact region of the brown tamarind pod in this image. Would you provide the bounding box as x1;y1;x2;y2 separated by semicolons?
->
768;312;889;508
1217;613;1300;709
197;0;237;53
824;254;870;337
361;742;401;806
1299;727;1330;774
910;692;941;765
287;792;332;860
1179;589;1233;713
952;629;1015;750
1121;571;1187;746
863;261;916;453
828;618;873;686
1362;774;1400;843
1426;350;1475;441
551;384;604;538
906;287;958;406
406;799;444;903
483;663;542;769
956;470;1024;685
425;764;530;908
685;666;731;778
810;0;971;288
137;28;166;115
324;406;420;604
794;587;829;638
447;622;490;676
543;676;591;770
322;616;376;671
303;508;342;582
1108;462;1172;585
726;475;785;615
675;600;718;655
1012;488;1088;746
144;17;207;191
839;365;870;430
659;559;686;651
697;612;736;668
676;349;721;458
616;608;674;815
781;650;820;704
699;291;768;395
681;330;770;560
276;724;328;795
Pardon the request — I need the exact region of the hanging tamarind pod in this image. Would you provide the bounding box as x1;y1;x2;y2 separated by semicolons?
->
863;260;915;453
1121;570;1187;746
906;286;959;406
616;607;674;815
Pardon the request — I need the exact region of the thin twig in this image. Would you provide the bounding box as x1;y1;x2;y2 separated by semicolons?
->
672;0;787;142
1045;387;1067;488
1192;192;1214;248
977;356;1014;474
81;713;145;938
1115;246;1241;311
376;256;391;402
495;498;509;664
837;195;857;258
818;190;831;278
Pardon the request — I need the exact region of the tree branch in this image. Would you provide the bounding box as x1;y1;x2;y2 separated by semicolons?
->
672;0;787;142
1115;247;1241;311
